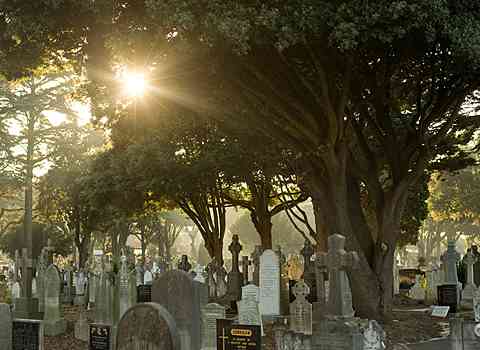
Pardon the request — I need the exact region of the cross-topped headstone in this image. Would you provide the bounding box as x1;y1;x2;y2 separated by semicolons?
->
440;240;460;284
462;250;477;303
315;234;359;318
290;280;312;335
178;255;192;272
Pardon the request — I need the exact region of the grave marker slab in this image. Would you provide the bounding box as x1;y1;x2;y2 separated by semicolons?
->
289;280;312;335
0;303;12;350
216;319;261;350
12;319;44;350
116;303;180;350
201;303;226;350
90;324;111;350
152;270;208;350
259;250;280;317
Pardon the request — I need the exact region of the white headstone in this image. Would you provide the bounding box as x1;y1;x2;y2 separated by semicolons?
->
237;295;263;335
259;249;280;317
474;289;480;322
242;284;260;302
144;270;153;285
12;281;20;299
363;320;386;350
75;271;86;295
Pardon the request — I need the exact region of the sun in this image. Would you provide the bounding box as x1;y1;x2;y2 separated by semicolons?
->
122;71;147;97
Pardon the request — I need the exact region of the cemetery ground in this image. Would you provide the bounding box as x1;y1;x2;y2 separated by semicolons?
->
40;303;459;350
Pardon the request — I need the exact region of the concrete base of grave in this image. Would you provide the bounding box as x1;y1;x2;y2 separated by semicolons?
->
74;318;89;342
13;297;40;319
74;295;87;306
44;318;67;336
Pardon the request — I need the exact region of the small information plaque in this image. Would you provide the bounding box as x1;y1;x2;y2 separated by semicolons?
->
431;306;450;318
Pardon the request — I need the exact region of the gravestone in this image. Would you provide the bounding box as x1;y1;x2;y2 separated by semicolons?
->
205;260;218;298
393;257;400;295
301;239;317;303
143;270;153;285
94;269;113;325
12;282;20;299
437;284;458;313
118;254;131;318
251;246;262;286
216;319;261;350
200;303;226;350
136;285;152;303
440;240;460;285
409;275;425;301
241;256;250;284
216;266;228;298
259;249;280;317
12;319;44;350
135;263;144;286
90;324;111;350
43;265;67;336
116;303;180;350
178;255;192;273
237;292;263;335
152;269;208;350
36;251;47;313
74;270;87;306
315;234;359;317
363;320;386;350
473;289;480;322
472;245;480;286
0;303;12;350
289;280;312;335
63;264;74;304
227;235;243;301
74;309;89;342
193;265;206;283
462;250;477;308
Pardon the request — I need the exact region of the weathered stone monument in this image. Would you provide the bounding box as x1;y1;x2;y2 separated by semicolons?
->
43;265;67;336
462;250;477;308
259;249;281;317
289;280;312;335
0;303;12;350
118;253;132;319
200;303;226;350
116;303;180;350
251;246;262;286
152;269;208;350
238;284;263;333
178;255;192;273
409;275;425;302
227;235;243;302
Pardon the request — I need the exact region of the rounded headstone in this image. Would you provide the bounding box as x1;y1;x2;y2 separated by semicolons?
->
116;303;180;350
0;303;12;350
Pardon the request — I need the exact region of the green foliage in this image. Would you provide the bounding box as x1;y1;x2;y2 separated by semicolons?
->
0;222;71;259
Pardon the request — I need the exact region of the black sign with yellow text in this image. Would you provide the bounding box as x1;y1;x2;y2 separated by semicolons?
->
216;319;261;350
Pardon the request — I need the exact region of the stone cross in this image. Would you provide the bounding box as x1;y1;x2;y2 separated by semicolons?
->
315;234;359;318
20;248;33;298
440;240;460;285
462;250;477;302
227;235;243;301
178;255;192;272
251;245;262;286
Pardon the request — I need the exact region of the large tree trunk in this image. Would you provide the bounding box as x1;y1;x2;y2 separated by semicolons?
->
251;212;273;250
307;146;409;320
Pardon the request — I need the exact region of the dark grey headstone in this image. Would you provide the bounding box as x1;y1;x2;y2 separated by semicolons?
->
116;303;180;350
152;270;208;350
90;324;111;350
12;318;43;350
0;303;12;350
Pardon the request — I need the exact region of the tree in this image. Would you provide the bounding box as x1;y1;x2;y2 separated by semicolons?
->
3;0;480;321
38;123;105;268
110;1;480;320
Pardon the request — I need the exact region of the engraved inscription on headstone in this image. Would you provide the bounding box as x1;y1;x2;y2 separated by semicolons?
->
116;303;180;350
259;250;280;317
89;324;111;350
216;319;261;350
201;303;226;350
289;280;312;335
